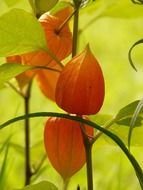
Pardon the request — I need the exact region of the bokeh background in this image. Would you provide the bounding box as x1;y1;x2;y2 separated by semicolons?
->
0;0;143;189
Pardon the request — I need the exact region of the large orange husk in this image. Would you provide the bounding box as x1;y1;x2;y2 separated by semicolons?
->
56;45;105;115
21;8;72;67
44;117;93;180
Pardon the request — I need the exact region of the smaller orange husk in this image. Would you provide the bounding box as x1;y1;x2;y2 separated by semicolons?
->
44;117;93;180
56;45;105;115
21;7;72;67
36;64;62;101
6;55;62;101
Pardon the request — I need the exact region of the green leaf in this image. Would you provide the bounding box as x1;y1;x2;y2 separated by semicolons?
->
0;0;33;17
0;136;11;153
115;100;143;122
90;102;143;147
101;0;143;18
4;0;19;6
35;0;58;16
128;98;143;148
0;140;10;190
84;0;143;18
49;1;71;15
0;8;47;57
15;181;58;190
0;63;33;87
102;100;143;147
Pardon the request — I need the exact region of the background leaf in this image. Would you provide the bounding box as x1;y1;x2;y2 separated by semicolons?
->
0;63;33;88
83;0;143;18
128;98;143;148
91;101;143;146
115;100;143;124
0;9;47;57
109;101;143;146
49;1;71;15
15;181;58;190
0;138;10;190
4;0;19;7
0;0;32;16
35;0;58;17
101;0;143;18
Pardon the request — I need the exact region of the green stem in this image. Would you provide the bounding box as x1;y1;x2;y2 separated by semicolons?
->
72;6;80;57
56;10;76;33
24;83;32;185
80;123;93;190
84;140;93;190
1;113;143;188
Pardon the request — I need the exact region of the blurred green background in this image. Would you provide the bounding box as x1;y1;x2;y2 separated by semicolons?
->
0;0;143;189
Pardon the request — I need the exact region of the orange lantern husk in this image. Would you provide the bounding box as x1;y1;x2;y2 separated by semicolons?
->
36;64;62;101
21;8;72;67
56;45;105;115
44;117;94;180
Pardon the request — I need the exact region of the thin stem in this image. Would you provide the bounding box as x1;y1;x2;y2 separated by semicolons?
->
7;80;47;184
1;113;143;188
72;6;80;57
24;82;32;185
84;141;93;190
56;10;76;33
80;123;93;190
71;4;94;187
77;185;80;190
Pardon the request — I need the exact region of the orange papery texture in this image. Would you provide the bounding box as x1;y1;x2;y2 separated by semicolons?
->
35;6;73;100
36;64;62;101
56;45;105;115
21;7;72;67
6;7;72;99
44;117;94;180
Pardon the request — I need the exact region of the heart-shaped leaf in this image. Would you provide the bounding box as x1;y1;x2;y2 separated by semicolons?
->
0;8;47;57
